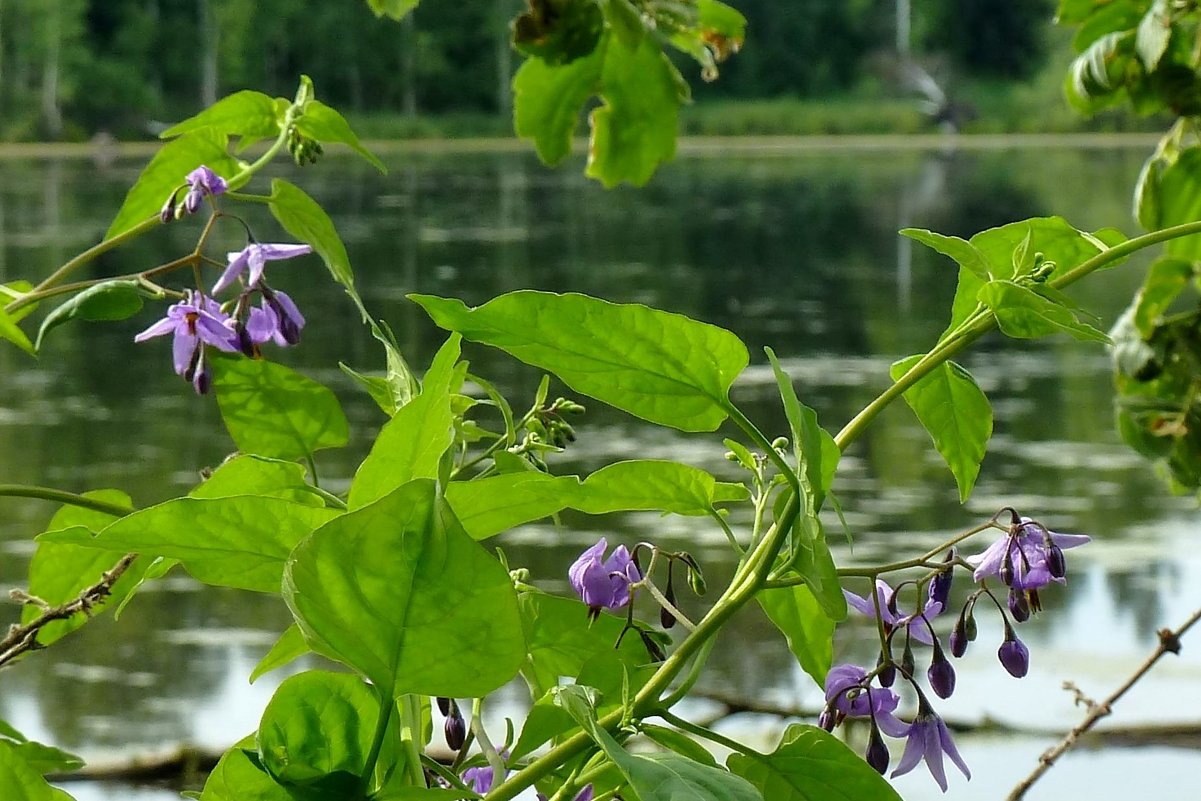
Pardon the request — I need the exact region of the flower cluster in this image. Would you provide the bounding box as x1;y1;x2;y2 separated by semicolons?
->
823;510;1090;791
136;166;313;393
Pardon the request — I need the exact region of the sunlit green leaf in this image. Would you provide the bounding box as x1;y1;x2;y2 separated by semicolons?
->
285;479;525;697
1153;148;1201;260
446;472;577;540
349;336;460;508
269;179;355;292
557;685;762;801
199;739;293;801
191;455;319;506
979;280;1111;343
411;291;748;432
514;44;604;165
41;497;339;594
258;670;381;784
23;490;138;646
970;217;1125;281
0;306;34;355
366;0;419;20
758;584;834;687
213;356;349;462
251;625;310;684
727;724;902;801
5;741;84;775
573;460;745;515
890;356;993;503
35;280;144;350
295;100;386;173
901;228;992;280
0;741;70;801
764;348;838;510
160;90;281;141
107;131;239;238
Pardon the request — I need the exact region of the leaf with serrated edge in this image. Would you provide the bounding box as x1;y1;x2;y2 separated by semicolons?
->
411;291;747;432
514;42;605;165
891;356;992;503
284;479;524;698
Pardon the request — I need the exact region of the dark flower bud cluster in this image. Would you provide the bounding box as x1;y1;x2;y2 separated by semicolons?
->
827;509;1091;791
286;125;324;166
441;698;466;751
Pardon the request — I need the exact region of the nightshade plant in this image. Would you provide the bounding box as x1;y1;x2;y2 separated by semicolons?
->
0;2;1199;800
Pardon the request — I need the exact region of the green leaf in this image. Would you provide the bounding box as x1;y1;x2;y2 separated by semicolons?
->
411;291;748;432
0;306;34;355
573;460;744;516
513;0;605;64
556;686;762;801
160;90;281;141
349;336;461;509
35;281;145;350
764;348;838;510
1068;0;1142;51
257;670;381;784
23;490;138;646
251;625;310;684
640;724;718;767
107;131;240;238
726;724;902;801
969;217;1124;281
902;228;992;280
294;100;386;173
284;479;525;697
519;590;648;698
269;179;356;292
5;741;84;775
446;472;577;540
698;0;747;40
366;0;419;20
757;585;834;687
191;455;319;505
199;740;294;801
587;36;681;187
41;497;339;594
1136;0;1172;70
213;357;349;462
0;281;35;321
0;741;70;801
1153;148;1201;260
978;280;1112;343
890;357;993;503
514;44;605;165
1134;257;1193;336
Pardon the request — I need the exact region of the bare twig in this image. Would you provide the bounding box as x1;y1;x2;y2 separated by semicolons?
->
1008;606;1201;800
0;553;138;669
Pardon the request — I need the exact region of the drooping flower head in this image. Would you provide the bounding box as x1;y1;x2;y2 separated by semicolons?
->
844;579;944;646
568;538;641;619
134;290;239;393
212;243;313;295
244;290;306;348
891;699;971;792
183;165;228;214
823;664;910;737
968;517;1089;593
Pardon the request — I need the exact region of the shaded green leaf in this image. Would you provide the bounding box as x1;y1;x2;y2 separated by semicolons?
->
213;356;349;462
890;357;993;503
411;291;748;432
727;723;902;801
161;90;281;141
295;100;385;173
640;724;718;767
349;336;461;508
901;228;992;280
35;280;144;350
41;497;339;594
1153;148;1201;260
979;280;1111;343
1134;257;1193;336
513;0;605;64
251;625;310;684
198;739;293;801
107;131;239;238
0;741;69;801
758;585;834;687
284;479;525;697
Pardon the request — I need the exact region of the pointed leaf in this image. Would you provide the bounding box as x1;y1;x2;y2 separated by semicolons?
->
107;131;239;238
213;356;349;462
979;281;1111;343
35;280;144;350
901;228;991;280
191;455;318;505
269;179;355;292
0;306;34;355
758;585;834;687
890;357;993;503
573;460;745;515
0;741;70;801
726;724;902;801
251;625;310;684
366;0;420;20
411;291;748;432
295;100;386;173
446;472;578;540
284;479;525;697
160;90;281;141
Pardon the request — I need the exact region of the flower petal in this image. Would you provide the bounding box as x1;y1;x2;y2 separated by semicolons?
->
937;718;971;780
172;330;197;376
258;243;313;261
134;316;179;342
891;720;929;780
213;248;250;295
923;718;949;792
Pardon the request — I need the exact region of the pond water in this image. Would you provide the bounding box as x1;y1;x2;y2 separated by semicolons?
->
1;138;1199;800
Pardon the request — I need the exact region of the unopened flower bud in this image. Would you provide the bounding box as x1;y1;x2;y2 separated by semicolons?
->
1046;543;1067;579
817;708;836;732
998;629;1030;678
964;608;978;641
1008;589;1030;623
660;569;677;630
436;697;451;716
900;639;915;678
1000;548;1016;586
877;653;896;688
770;436;789;451
160;193;177;224
444;706;466;751
184;186;203;214
928;645;956;699
639;629;666;662
865;720;889;775
950;617;969;658
687;564;706;596
929;550;956;607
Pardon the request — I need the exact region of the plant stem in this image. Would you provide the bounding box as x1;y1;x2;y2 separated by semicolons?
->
0;485;134;517
833;218;1201;452
652;709;759;758
472;697;505;788
362;689;397;791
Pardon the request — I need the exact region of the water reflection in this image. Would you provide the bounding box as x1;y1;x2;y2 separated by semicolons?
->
0;142;1198;800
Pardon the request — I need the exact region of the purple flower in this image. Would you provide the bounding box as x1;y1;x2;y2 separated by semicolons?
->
568;538;640;618
891;702;971;792
134;290;238;392
245;290;305;347
823;664;910;737
844;579;944;645
212;243;313;295
183;165;228;213
462;755;508;794
968;518;1089;591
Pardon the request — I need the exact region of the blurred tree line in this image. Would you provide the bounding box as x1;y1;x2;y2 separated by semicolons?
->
0;0;1054;140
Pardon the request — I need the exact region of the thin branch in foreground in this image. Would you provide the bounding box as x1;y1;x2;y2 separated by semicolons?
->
1008;605;1201;800
0;553;137;669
